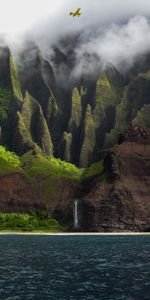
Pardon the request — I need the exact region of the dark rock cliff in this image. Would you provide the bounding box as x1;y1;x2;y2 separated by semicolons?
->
0;172;78;226
81;126;150;232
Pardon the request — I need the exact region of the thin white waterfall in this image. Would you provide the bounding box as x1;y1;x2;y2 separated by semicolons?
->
74;200;79;229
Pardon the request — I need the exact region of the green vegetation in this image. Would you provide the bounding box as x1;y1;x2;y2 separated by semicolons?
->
22;150;105;182
48;156;83;179
80;105;96;167
100;170;110;182
10;54;23;101
0;157;20;174
69;87;82;129
133;104;150;128
0;107;7;121
104;127;124;149
0;88;12;101
138;71;150;80
82;161;103;179
0;145;106;181
21;151;83;181
82;160;109;182
16;92;53;156
0;146;20;174
0;147;106;231
93;71;121;129
0;146;20;168
47;91;58;120
62;131;72;162
0;88;13;121
0;212;61;232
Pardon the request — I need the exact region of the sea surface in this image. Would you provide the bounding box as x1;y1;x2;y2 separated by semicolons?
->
0;235;149;300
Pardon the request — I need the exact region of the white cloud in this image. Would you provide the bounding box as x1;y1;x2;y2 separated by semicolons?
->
73;16;150;75
1;0;150;75
0;0;150;37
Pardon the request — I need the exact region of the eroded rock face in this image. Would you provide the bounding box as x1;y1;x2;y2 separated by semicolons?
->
79;105;96;167
0;47;12;89
13;92;53;156
119;124;150;145
0;173;78;225
81;127;150;232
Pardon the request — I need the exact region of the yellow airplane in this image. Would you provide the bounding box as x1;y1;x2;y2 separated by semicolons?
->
70;8;81;17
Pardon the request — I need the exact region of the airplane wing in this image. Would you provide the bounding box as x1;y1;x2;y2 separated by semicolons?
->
76;8;81;14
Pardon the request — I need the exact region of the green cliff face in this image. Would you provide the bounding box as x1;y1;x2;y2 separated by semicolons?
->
61;132;72;162
0;88;12;123
69;87;82;130
10;55;23;102
93;66;123;157
0;47;150;167
80;105;95;167
105;70;150;149
0;48;22;148
0;47;12;89
133;104;150;127
13;92;53;156
66;87;82;164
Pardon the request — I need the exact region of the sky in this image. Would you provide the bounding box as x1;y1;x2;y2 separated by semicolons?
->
0;0;150;36
1;0;150;74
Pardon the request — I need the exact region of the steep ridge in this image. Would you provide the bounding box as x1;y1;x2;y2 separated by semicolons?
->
13;92;53;156
81;125;150;232
0;46;150;167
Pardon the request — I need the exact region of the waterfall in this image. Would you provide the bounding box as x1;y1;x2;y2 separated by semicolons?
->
74;200;79;229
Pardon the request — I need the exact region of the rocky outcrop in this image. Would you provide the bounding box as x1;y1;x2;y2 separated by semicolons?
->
79;105;95;167
13;92;53;156
133;104;150;128
0;47;12;89
10;55;23;102
92;66;122;157
0;172;78;225
66;87;82;164
119;124;150;145
61;132;72;162
81;126;150;232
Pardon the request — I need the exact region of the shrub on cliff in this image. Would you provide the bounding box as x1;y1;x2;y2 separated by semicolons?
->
0;212;61;232
0;146;20;168
21;151;83;180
